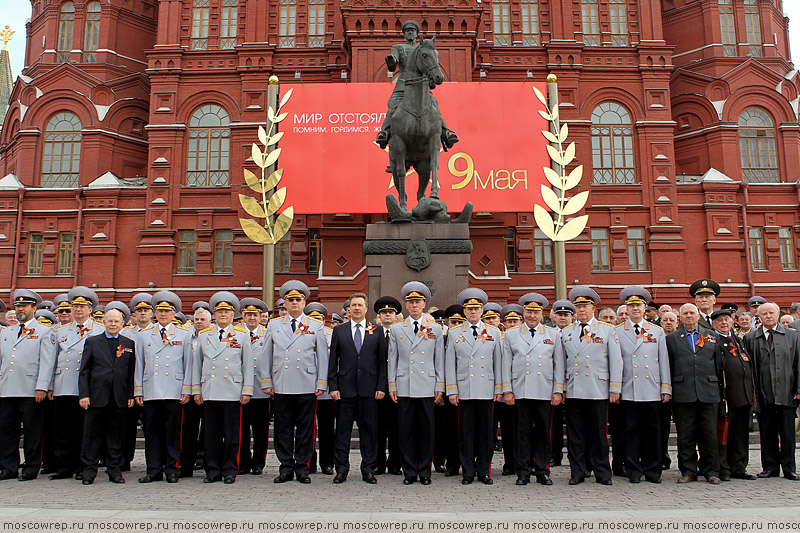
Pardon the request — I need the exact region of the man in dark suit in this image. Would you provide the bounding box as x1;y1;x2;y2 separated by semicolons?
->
666;303;724;484
690;279;719;330
328;293;387;484
78;302;136;484
742;302;800;480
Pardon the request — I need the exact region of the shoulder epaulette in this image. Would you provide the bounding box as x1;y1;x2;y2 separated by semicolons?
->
199;327;213;334
175;324;190;331
307;316;322;323
646;321;663;329
598;321;614;327
505;324;521;331
324;326;332;332
123;325;134;330
234;326;248;333
140;324;154;332
543;325;557;331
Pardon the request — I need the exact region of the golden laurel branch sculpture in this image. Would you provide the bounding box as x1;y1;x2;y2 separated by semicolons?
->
239;84;295;245
531;84;589;242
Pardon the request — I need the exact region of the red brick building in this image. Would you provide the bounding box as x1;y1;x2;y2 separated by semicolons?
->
0;0;798;312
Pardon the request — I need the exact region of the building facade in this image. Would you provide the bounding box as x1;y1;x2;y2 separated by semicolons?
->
0;0;797;312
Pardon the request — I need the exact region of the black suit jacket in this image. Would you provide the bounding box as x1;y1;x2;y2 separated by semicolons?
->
78;333;136;408
742;325;800;408
718;333;754;408
666;326;724;404
328;321;388;398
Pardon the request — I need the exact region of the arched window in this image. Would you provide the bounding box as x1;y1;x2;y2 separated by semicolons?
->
187;105;230;186
41;112;82;188
57;2;75;63
739;107;778;183
591;102;635;184
83;1;101;63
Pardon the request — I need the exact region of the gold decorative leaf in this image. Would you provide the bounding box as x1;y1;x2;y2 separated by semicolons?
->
549;105;559;121
264;168;283;191
251;143;264;168
263;147;282;169
258;126;268;146
543;167;562;189
559;123;568;144
279;88;294;109
533;86;548;108
564;165;583;190
274;112;288;123
561;191;589;216
244;168;263;193
240;218;271;244
267;131;284;147
267;106;276;123
538;110;553;122
239;194;267;218
546;145;563;168
534;204;557;241
273;206;294;241
541;185;561;213
267;187;287;217
554;215;589;241
542;130;559;144
563;142;576;167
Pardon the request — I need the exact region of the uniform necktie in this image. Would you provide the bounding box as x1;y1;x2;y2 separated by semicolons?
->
385;330;390;343
291;319;297;333
251;331;257;344
634;323;640;336
472;325;478;338
219;328;225;341
580;323;588;341
413;321;419;335
531;328;535;339
17;325;25;338
354;323;362;353
767;329;775;352
161;327;169;344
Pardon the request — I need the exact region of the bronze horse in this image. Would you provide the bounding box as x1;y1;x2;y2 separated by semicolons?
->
387;37;445;216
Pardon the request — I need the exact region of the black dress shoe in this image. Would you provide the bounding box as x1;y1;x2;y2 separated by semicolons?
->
251;467;263;476
515;475;529;486
444;469;460;477
549;459;562;467
661;463;671;471
362;473;377;484
0;470;17;481
138;474;163;483
333;473;347;484
403;476;415;485
568;477;585;485
274;473;293;483
40;466;55;475
203;476;221;483
322;466;334;476
785;472;800;480
238;468;248;475
731;472;757;480
166;474;179;483
719;472;731;481
645;476;662;484
461;477;474;485
536;474;553;486
296;474;311;484
74;473;83;481
494;441;502;452
434;464;446;474
18;473;36;481
108;475;125;484
420;477;432;485
597;478;612;486
223;476;236;484
629;477;641;484
389;467;403;475
501;465;515;476
82;478;94;485
757;470;780;478
374;467;385;475
49;472;72;480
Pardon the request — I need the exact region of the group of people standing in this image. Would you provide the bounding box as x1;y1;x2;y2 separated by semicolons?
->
0;278;797;489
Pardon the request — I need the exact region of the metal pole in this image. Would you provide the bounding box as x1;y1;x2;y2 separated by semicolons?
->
547;74;567;301
263;76;279;306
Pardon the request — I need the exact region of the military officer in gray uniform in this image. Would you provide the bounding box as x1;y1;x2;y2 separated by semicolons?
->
53;294;73;325
192;291;253;484
49;286;104;480
616;287;671;484
238;297;270;476
134;291;193;484
561;287;623;486
388;281;445;485
261;281;329;484
502;292;564;486
305;302;335;476
445;288;504;485
0;290;57;480
123;293;154;340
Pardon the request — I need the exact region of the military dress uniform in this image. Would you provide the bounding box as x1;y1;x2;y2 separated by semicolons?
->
261;281;329;482
192;292;254;482
0;290;57;480
375;297;404;476
433;304;465;476
51;287;104;478
445;288;505;484
561;287;623;485
616;287;671;483
239;297;271;476
134;291;193;482
306;302;335;476
549;299;575;468
501;293;565;485
388;282;445;484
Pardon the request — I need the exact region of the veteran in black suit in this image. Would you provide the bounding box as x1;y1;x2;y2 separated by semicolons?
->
742;302;800;480
328;293;388;484
666;303;724;484
78;302;136;484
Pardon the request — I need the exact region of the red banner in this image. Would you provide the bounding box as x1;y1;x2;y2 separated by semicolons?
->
279;81;549;213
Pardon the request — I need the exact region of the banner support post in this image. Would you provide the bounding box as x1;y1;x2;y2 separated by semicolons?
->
547;74;567;301
263;77;280;306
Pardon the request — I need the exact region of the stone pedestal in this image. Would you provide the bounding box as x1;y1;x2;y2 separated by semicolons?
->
363;223;472;310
